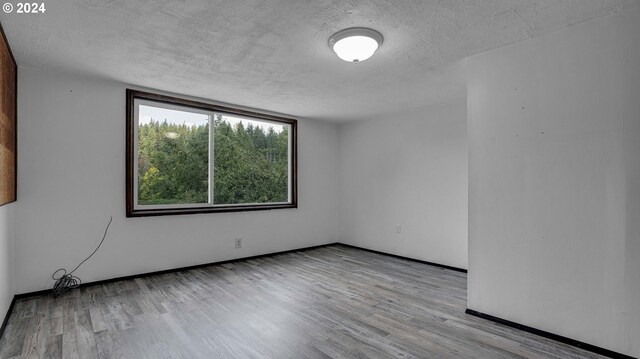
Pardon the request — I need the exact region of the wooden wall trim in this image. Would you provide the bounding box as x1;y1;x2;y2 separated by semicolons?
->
0;20;17;206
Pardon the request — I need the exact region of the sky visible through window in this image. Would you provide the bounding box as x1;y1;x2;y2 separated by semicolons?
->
139;105;286;133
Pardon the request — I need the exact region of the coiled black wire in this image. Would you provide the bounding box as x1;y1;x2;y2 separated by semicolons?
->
51;217;112;297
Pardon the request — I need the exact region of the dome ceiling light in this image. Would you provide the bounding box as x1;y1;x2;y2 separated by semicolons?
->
328;27;383;63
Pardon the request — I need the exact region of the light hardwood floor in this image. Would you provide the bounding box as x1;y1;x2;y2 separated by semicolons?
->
0;245;605;358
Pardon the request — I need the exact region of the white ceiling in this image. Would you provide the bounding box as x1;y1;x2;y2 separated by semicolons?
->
1;0;638;122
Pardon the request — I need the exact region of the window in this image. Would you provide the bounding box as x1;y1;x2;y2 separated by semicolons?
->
126;90;297;217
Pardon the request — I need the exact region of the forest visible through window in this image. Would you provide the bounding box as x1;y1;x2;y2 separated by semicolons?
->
136;104;290;208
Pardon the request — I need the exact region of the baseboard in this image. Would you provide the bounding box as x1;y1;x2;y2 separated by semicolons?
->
14;242;466;301
465;309;635;359
14;242;340;299
337;243;467;273
0;295;16;343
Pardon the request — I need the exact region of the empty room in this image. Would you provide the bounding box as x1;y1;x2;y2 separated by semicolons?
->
0;1;639;358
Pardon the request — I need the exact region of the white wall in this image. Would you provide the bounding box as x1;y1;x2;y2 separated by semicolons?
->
0;204;14;324
467;6;640;357
14;67;339;294
338;103;468;269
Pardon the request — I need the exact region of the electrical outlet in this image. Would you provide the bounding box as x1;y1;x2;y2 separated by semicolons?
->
235;238;242;249
395;224;401;234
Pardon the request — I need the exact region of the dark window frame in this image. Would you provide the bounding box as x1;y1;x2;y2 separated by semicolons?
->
126;89;298;217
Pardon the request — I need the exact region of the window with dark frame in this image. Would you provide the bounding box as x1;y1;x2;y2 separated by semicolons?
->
126;89;297;217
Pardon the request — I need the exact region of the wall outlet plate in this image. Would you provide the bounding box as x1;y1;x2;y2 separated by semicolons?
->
235;238;242;249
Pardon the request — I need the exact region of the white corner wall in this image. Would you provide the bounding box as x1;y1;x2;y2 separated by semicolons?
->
14;67;339;294
467;6;640;357
0;203;14;323
338;103;468;269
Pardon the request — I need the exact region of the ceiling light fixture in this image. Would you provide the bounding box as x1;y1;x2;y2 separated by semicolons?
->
328;27;383;63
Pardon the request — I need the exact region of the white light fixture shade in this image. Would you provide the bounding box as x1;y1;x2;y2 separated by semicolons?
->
329;28;383;63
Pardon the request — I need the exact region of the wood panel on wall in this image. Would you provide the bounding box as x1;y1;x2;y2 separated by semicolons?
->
0;22;16;206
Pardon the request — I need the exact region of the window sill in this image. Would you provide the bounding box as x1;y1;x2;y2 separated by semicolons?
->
126;203;297;217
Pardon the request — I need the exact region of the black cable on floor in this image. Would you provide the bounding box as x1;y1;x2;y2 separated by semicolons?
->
51;216;113;297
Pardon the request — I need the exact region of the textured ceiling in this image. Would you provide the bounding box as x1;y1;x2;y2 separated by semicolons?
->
1;0;638;122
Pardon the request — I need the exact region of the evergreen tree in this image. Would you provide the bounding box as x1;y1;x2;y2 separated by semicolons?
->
138;115;289;206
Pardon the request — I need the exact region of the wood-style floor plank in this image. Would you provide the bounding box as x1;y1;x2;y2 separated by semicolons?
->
0;245;607;358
